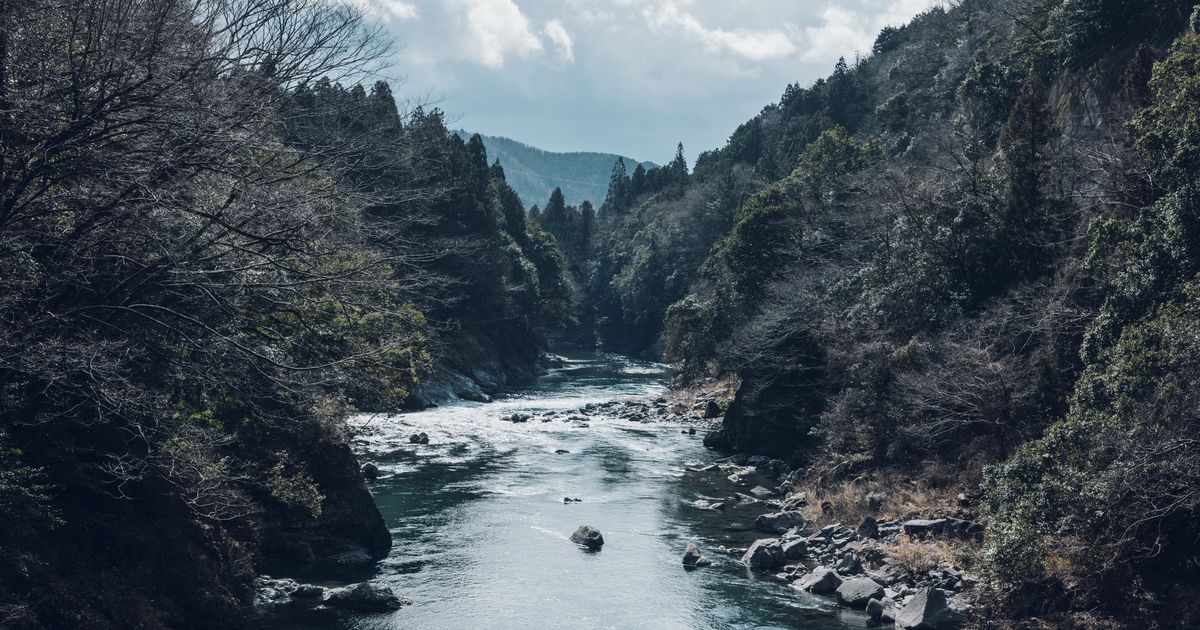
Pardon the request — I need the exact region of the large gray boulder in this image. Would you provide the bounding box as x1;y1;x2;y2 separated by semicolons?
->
793;567;842;594
903;519;947;538
836;577;885;609
835;552;863;575
895;588;963;629
755;511;804;534
782;538;808;561
740;538;786;570
323;583;410;612
682;543;712;568
856;515;879;539
570;525;605;550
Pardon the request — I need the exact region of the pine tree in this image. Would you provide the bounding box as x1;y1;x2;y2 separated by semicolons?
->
999;74;1061;278
603;158;630;213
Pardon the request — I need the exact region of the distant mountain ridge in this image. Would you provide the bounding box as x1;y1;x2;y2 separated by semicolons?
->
456;130;656;209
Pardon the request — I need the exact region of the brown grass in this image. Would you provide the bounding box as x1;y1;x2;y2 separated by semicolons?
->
794;475;962;529
882;534;957;573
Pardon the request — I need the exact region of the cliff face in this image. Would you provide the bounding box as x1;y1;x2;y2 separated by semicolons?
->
0;422;387;630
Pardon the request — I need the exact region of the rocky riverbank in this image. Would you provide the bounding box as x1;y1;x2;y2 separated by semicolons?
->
498;388;981;628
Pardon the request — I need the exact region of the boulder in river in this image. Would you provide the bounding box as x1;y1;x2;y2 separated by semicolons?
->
570;525;604;550
360;463;380;480
836;577;885;609
555;449;570;454
895;588;963;629
408;432;429;444
323;583;411;612
682;543;712;568
793;567;842;594
740;538;785;570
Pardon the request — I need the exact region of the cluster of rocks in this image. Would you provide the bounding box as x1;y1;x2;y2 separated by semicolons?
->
408;432;429;444
253;577;411;614
721;493;981;628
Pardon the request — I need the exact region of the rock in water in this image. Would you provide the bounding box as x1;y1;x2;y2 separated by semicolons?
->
360;463;380;480
570;525;604;550
682;543;712;568
895;588;962;629
323;583;411;612
836;577;885;609
793;567;843;594
418;432;429;444
740;538;786;570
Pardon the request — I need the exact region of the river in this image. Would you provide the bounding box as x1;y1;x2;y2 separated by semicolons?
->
258;352;865;629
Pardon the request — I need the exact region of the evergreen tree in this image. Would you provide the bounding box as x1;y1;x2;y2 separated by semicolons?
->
999;74;1061;278
603;158;631;212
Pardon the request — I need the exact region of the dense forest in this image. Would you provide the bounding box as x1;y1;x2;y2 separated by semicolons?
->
453;131;655;210
4;0;1200;627
535;0;1200;625
0;0;567;625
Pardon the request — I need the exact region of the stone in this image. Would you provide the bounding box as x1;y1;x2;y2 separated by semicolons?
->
408;433;422;444
291;583;325;598
555;449;570;454
703;400;722;418
793;567;842;594
419;432;429;444
570;525;604;550
903;519;947;538
781;492;808;510
360;463;380;479
749;486;773;499
687;427;696;435
857;515;879;539
740;538;786;570
682;543;712;568
326;545;374;568
895;588;962;629
323;583;410;612
835;552;863;575
836;577;886;609
782;539;808;561
866;492;887;511
866;597;886;621
755;511;804;535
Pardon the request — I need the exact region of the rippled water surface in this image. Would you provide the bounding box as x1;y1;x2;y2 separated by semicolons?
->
262;352;865;629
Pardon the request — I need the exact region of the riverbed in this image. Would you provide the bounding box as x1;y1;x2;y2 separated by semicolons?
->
258;352;866;629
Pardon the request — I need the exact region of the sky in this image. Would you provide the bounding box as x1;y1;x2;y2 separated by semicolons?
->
361;0;940;164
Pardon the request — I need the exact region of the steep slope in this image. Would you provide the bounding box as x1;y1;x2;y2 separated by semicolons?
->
456;130;655;208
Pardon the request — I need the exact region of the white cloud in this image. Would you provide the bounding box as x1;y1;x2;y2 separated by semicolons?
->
643;1;796;62
379;0;419;20
801;0;940;63
455;0;544;69
543;19;575;63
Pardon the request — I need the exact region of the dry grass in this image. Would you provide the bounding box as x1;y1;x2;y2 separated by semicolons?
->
794;474;963;529
882;534;957;573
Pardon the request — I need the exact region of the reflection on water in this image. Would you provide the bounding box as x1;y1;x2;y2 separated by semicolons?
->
255;352;865;629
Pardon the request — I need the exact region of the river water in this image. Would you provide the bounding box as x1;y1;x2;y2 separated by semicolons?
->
260;352;864;629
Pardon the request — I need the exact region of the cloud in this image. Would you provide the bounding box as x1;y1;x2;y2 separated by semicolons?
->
455;0;544;69
379;0;419;20
643;1;796;62
543;19;575;63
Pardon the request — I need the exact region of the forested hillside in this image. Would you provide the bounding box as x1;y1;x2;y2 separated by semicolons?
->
544;0;1200;624
454;131;655;209
0;0;569;625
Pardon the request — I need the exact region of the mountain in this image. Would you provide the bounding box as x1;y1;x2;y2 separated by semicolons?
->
455;130;656;209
